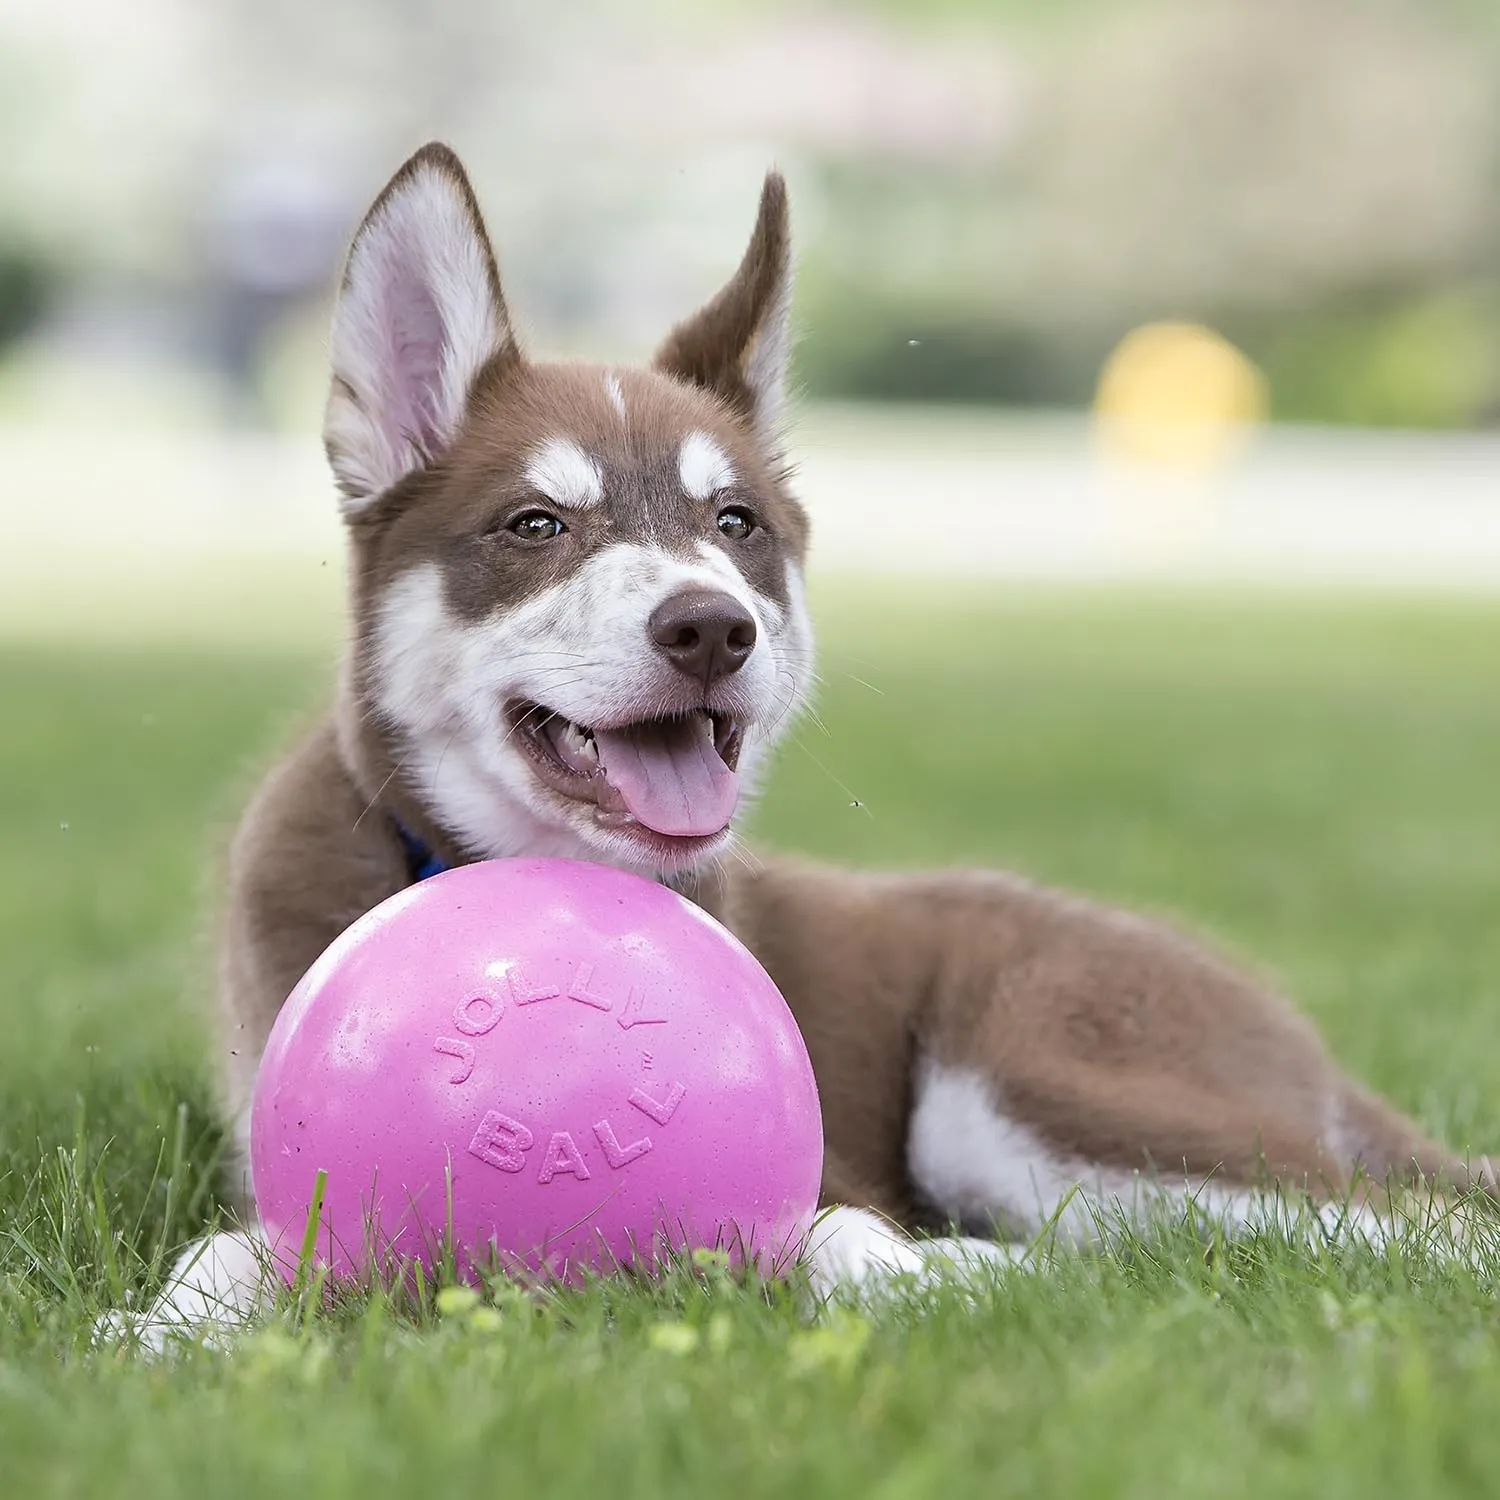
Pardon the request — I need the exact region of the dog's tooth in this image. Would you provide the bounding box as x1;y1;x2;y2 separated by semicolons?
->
555;719;598;770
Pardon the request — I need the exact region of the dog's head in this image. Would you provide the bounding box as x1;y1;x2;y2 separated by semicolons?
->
326;144;813;880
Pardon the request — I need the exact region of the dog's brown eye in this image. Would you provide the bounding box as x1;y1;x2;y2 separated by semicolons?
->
508;510;566;542
717;506;756;541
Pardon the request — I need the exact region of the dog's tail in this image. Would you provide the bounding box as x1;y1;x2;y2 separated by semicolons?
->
1335;1080;1498;1202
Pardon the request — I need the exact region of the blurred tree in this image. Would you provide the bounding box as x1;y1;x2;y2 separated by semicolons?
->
798;0;1500;426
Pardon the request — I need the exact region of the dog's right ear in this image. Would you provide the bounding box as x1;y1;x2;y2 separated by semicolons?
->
323;143;519;511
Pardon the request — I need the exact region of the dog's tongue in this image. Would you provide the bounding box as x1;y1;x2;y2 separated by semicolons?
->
593;714;738;838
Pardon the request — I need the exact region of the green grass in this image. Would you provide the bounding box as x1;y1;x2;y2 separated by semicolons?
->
6;585;1500;1496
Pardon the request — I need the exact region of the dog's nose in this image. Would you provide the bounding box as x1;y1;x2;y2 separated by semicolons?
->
649;589;757;687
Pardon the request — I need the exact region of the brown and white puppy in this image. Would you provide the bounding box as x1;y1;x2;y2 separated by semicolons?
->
125;144;1492;1342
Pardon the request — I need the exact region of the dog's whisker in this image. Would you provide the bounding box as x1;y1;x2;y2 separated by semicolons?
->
350;719;453;831
426;727;463;802
760;670;809;741
351;759;406;834
769;667;828;738
496;703;551;752
721;837;763;880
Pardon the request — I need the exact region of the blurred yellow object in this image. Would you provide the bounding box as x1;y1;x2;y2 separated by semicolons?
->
1094;322;1267;471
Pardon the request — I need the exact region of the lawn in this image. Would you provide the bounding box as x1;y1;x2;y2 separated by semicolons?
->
5;583;1500;1497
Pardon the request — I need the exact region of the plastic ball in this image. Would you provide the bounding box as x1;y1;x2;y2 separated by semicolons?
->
250;858;822;1287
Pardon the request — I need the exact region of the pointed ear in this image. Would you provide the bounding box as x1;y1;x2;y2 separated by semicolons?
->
653;172;793;445
323;143;519;510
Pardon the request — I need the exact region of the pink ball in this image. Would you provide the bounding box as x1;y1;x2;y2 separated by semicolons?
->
250;858;822;1287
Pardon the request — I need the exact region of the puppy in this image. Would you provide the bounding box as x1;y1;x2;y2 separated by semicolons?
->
126;144;1491;1343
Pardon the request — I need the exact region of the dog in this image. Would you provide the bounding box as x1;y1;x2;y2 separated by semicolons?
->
118;143;1494;1345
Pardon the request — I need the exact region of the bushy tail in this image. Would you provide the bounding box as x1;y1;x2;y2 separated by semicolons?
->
1338;1083;1497;1200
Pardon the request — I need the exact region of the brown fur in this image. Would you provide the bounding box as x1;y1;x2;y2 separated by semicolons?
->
217;143;1489;1239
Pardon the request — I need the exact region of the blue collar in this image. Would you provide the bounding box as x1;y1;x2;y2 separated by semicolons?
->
397;823;683;898
396;822;450;883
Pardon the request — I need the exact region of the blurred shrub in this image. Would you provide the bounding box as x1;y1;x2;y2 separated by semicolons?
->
1247;291;1500;430
797;284;1500;429
794;292;1087;407
0;247;56;351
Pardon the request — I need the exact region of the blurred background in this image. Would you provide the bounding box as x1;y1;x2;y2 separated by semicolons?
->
5;0;1500;624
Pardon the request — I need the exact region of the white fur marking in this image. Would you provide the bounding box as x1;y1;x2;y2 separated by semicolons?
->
908;1060;1146;1246
677;431;736;501
603;373;627;422
524;438;604;510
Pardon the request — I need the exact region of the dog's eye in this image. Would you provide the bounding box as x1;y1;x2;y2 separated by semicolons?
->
717;506;756;541
508;510;566;542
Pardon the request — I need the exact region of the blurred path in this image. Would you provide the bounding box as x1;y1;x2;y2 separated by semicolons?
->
799;409;1500;588
4;409;1499;615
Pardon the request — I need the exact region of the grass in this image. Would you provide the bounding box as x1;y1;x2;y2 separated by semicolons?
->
6;582;1500;1496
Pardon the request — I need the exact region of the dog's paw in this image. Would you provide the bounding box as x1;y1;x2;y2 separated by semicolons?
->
803;1206;931;1298
92;1229;271;1356
802;1206;1022;1303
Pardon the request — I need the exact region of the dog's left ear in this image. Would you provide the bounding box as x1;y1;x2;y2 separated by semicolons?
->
653;172;792;447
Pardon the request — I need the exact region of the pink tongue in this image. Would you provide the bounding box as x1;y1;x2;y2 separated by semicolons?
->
593;715;739;837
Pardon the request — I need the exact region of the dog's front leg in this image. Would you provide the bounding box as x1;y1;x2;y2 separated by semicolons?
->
94;1228;273;1354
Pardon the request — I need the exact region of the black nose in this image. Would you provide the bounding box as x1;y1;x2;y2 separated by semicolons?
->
649;589;757;687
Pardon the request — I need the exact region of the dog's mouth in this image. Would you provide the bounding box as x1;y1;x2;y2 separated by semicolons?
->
507;701;744;842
